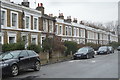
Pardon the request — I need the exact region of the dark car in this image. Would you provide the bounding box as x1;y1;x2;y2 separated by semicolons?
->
73;47;95;59
97;46;110;55
108;46;114;53
0;50;41;76
117;46;120;51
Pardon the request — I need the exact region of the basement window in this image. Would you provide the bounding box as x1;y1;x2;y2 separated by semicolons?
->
9;37;15;44
31;38;37;44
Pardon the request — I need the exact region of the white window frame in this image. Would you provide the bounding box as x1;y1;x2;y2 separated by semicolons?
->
11;11;18;28
21;32;29;46
31;34;38;45
7;32;17;44
1;9;7;27
25;15;31;30
49;20;53;33
0;32;4;44
74;27;76;36
33;17;38;30
76;28;79;37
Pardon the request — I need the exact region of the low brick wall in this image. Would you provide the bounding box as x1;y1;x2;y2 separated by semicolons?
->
39;51;72;65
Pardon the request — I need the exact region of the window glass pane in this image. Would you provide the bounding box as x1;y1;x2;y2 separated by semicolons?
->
2;53;13;60
10;51;21;58
31;38;36;44
12;13;17;27
49;20;53;32
34;18;37;29
9;37;15;43
66;27;68;35
27;50;36;56
60;26;62;34
26;16;30;29
1;11;5;25
20;51;29;57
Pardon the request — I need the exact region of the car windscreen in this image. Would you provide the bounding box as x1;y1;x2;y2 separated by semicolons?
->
0;51;21;61
98;47;107;51
0;52;13;61
77;47;88;53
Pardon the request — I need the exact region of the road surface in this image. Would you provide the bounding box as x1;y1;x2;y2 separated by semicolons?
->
3;51;119;79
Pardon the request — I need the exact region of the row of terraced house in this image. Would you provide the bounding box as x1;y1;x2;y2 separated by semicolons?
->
0;0;118;47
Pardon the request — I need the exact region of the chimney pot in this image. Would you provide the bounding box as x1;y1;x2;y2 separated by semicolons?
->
58;13;64;19
21;0;30;7
36;3;44;14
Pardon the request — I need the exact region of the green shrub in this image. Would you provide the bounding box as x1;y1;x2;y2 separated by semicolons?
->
85;42;101;51
109;42;120;49
42;38;53;52
2;42;25;52
64;41;78;56
42;37;66;53
77;43;85;49
27;44;42;53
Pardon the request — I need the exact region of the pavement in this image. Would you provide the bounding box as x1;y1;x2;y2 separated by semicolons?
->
2;51;119;79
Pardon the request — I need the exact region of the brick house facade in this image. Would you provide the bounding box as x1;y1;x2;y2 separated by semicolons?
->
0;0;118;46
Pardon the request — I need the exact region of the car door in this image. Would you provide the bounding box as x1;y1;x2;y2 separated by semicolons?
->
88;48;92;57
89;48;94;57
27;50;37;68
18;50;30;70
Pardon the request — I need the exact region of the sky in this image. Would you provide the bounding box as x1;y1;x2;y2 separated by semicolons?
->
11;0;119;24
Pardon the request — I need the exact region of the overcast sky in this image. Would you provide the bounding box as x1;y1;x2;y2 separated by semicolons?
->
12;0;119;24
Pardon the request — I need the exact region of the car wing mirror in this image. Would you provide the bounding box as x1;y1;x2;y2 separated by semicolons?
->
18;56;24;60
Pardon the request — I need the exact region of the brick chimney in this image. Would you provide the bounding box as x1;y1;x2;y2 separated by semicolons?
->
21;0;30;7
73;18;77;23
58;13;64;19
80;21;84;25
49;14;53;17
66;16;71;22
36;3;44;14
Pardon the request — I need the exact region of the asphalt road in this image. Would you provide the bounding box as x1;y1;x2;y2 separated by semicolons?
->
3;51;119;79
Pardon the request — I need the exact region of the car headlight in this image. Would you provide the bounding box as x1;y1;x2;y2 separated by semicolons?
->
1;63;9;67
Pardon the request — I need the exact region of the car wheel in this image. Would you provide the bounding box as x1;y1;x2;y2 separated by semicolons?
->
11;65;19;76
73;57;76;60
92;54;95;58
34;61;40;71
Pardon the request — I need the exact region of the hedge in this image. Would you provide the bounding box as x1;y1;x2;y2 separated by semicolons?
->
27;44;42;53
64;41;78;56
2;42;25;52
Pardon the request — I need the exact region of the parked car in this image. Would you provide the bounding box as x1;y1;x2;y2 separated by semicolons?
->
73;47;95;59
97;46;110;55
0;50;41;76
108;46;114;53
117;46;120;51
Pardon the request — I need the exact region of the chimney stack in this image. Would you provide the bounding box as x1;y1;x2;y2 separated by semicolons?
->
36;3;44;14
49;14;53;17
21;0;30;7
66;16;71;23
73;18;77;23
58;13;64;19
